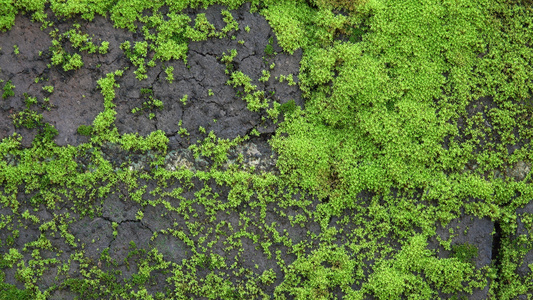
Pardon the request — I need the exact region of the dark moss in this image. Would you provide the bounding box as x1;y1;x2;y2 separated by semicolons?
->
451;243;479;265
77;124;94;136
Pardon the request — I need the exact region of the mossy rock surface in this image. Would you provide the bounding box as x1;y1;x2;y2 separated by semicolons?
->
0;0;533;299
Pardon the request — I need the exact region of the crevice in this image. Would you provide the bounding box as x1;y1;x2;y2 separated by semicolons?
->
240;52;255;62
492;221;502;261
98;53;122;67
101;216;154;249
491;220;503;287
153;70;163;84
189;49;218;58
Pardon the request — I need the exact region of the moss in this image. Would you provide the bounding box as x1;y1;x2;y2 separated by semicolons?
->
42;86;54;94
165;66;174;83
179;94;188;105
279;100;297;116
1;80;15;99
264;36;274;56
99;41;109;54
0;0;17;32
77;125;94;136
451;243;479;265
12;110;43;129
221;9;239;35
0;0;532;298
0;281;33;300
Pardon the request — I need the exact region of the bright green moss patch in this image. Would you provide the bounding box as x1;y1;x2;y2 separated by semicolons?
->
0;0;17;32
261;1;312;54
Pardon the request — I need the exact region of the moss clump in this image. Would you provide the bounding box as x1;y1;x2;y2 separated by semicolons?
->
12;110;42;129
310;0;367;12
264;37;275;56
0;281;33;300
1;80;15;99
451;243;479;265
165;66;174;83
279;99;297;116
77;125;94;136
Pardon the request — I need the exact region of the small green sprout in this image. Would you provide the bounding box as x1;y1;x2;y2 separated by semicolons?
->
42;97;52;111
42;85;54;93
13;45;19;55
165;66;174;83
250;128;260;136
180;94;188;105
208;89;214;96
259;70;270;82
140;88;153;95
2;80;15;99
278;74;296;85
221;49;238;65
286;74;296;86
178;127;189;137
264;37;274;56
112;222;118;238
199;126;206;134
23;93;37;108
98;41;109;54
245;25;250;33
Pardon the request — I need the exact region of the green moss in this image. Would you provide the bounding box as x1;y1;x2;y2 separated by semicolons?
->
451;243;479;265
0;1;532;298
221;9;239;35
165;66;174;83
185;13;217;41
179;94;188;105
12;110;43;129
77;125;94;136
0;281;33;300
259;69;270;82
42;86;54;93
99;41;109;54
1;80;15;99
279;100;297;116
0;0;17;32
264;37;274;56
